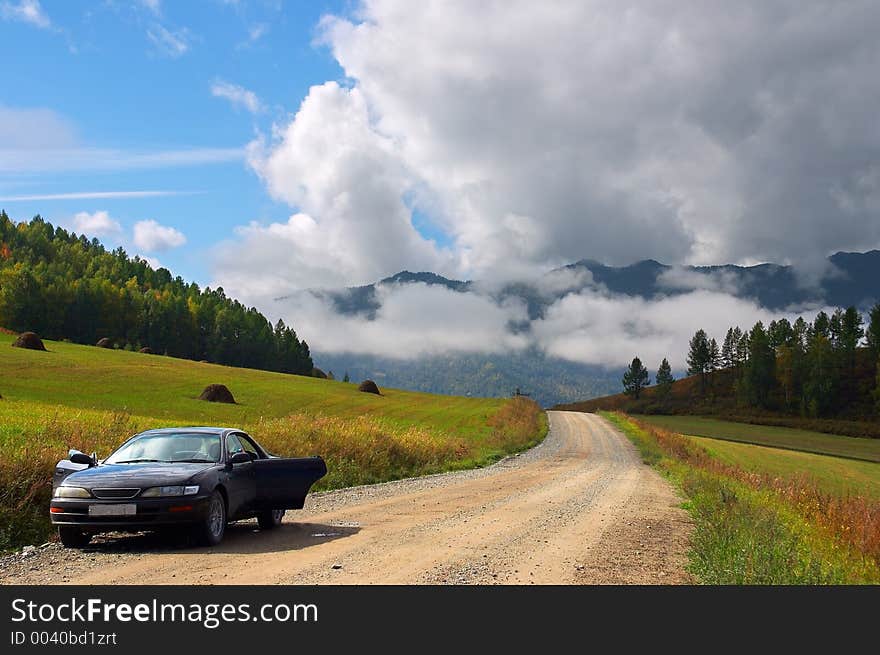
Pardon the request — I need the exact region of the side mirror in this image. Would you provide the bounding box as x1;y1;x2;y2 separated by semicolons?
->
229;452;251;465
69;449;95;466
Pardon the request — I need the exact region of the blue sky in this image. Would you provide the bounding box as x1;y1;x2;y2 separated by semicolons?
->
1;0;347;284
3;1;879;369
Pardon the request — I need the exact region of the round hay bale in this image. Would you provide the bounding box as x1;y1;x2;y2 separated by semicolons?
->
96;337;113;349
198;384;236;404
138;347;154;354
358;379;381;395
12;332;46;351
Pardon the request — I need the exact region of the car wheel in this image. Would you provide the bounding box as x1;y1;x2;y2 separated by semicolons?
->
58;526;91;548
257;509;285;530
194;491;226;546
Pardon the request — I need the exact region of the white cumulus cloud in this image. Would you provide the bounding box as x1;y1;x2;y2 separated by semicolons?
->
133;219;186;252
227;81;451;296
70;211;122;239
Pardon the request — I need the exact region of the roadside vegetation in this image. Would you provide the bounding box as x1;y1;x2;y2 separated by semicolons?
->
0;336;546;551
634;415;880;462
604;411;880;584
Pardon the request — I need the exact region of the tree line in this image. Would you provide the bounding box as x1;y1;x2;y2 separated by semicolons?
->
0;213;313;375
622;304;880;417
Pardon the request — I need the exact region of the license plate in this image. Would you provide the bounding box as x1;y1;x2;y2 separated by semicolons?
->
88;504;136;516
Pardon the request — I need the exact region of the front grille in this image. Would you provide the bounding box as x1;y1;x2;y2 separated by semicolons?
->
90;488;141;499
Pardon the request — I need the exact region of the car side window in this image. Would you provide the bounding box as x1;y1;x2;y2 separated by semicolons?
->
237;434;260;459
226;434;245;458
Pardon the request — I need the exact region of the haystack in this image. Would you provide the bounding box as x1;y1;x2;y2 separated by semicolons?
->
12;332;46;351
358;379;381;395
312;368;328;379
96;337;113;349
198;384;236;404
139;347;154;354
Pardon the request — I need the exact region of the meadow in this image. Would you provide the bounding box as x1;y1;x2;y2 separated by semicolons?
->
604;412;880;584
0;334;546;550
693;436;880;499
634;415;880;462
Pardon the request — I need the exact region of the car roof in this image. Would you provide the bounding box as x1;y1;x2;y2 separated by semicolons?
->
135;427;243;436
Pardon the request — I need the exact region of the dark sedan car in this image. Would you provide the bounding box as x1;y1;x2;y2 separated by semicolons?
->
50;427;326;548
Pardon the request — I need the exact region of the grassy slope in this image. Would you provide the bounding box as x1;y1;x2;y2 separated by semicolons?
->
634;415;880;462
603;412;880;583
0;334;547;549
693;436;880;499
0;333;504;450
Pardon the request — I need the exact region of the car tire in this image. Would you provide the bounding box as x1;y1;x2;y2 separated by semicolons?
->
58;526;91;548
257;509;285;530
194;490;226;546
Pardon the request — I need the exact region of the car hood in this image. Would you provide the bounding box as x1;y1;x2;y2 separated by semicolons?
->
62;462;215;489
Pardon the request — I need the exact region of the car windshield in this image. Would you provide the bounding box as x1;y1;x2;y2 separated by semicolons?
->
104;432;222;464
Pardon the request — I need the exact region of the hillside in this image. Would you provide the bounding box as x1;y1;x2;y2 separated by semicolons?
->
555;348;880;439
313;350;620;408
0;214;312;375
0;334;546;549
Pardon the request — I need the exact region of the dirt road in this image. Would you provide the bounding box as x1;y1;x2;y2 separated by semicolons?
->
1;412;693;585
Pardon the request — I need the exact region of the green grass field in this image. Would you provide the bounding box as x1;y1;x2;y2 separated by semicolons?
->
605;412;880;583
0;334;547;549
691;436;880;499
0;333;503;444
634;414;880;462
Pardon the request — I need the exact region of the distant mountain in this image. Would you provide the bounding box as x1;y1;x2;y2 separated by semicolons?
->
561;250;880;310
307;250;880;321
298;251;880;406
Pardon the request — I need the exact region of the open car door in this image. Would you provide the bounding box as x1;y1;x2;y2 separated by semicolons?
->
253;456;327;510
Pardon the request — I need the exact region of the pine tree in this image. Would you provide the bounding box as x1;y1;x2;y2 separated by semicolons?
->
622;357;650;399
735;329;749;366
867;303;880;358
840;307;864;363
655;358;675;402
343;371;350;383
708;338;721;372
874;355;880;414
793;316;808;349
768;318;793;350
804;332;837;417
721;328;735;369
812;311;831;339
829;309;844;348
741;321;775;408
686;329;711;394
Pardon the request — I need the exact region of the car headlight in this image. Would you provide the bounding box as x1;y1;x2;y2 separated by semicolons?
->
53;486;91;499
141;485;200;498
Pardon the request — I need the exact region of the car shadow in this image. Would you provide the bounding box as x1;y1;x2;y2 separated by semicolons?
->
82;520;360;555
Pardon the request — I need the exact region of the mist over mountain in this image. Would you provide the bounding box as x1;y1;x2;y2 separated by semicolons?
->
309;251;880;320
286;251;880;407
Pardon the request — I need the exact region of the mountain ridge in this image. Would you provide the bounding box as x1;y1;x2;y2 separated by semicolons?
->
297;251;880;407
314;250;880;320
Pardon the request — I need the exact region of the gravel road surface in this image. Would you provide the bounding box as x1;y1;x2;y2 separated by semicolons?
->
1;411;693;585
